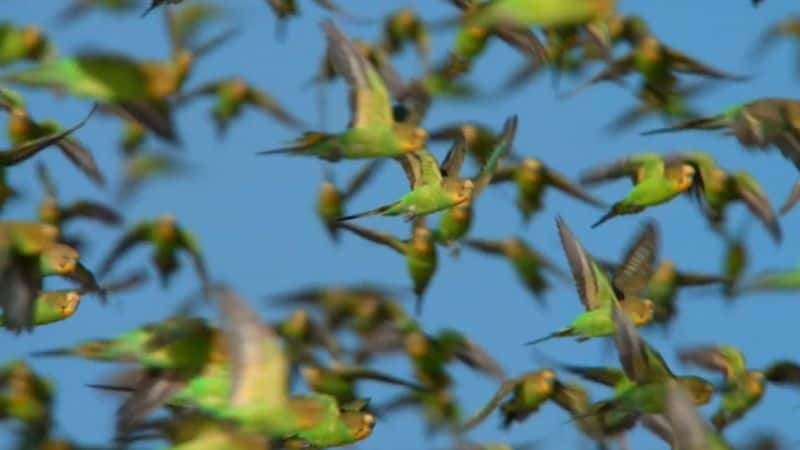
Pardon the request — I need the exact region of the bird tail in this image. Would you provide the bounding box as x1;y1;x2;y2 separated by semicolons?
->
641;114;728;136
591;205;620;228
336;202;397;222
258;132;333;156
30;348;75;358
524;328;571;345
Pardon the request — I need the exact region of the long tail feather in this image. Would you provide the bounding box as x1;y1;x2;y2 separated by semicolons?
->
591;208;618;228
641;115;727;136
336;203;395;222
30;348;75;358
524;333;556;346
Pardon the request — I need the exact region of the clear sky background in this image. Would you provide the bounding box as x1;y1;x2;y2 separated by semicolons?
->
1;1;799;449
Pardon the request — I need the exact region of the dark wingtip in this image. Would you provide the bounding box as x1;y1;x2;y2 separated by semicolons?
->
591;210;615;228
30;348;72;358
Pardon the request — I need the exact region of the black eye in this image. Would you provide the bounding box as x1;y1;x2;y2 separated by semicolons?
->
392;103;409;122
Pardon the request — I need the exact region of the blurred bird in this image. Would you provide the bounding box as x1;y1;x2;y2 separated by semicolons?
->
643;98;800;171
0;360;54;434
58;0;141;23
661;383;733;450
490;157;605;223
118;151;189;202
2;10;235;141
664;151;781;242
98;214;209;294
142;0;182;17
580;152;704;227
679;346;800;430
752;16;800;76
463;236;565;304
176;77;304;137
336;219;437;314
380;8;431;69
0;22;54;67
571;27;748;97
461;368;558;430
355;319;505;390
316;161;383;243
779;179;800;215
338;116;516;221
0;88;103;186
0;222;103;332
302;361;426;404
526;218;655;344
596;221;726;325
260;21;427;160
467;0;616;30
35;163;121;249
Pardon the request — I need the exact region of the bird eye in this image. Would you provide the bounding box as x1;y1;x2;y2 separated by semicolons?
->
392;104;409;122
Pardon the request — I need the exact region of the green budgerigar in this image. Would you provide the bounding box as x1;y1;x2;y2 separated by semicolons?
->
260;20;428;161
338;115;516;221
526;217;655;344
98;214;209;294
463;236;566;304
580;152;703;227
643;98;800;171
336;219;437;313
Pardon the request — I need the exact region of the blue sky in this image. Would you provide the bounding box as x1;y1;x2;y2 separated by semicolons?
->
1;0;799;448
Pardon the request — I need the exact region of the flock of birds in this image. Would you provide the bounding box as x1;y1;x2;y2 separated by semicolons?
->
2;0;800;449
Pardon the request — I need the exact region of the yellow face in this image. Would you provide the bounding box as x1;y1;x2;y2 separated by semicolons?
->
447;179;474;206
38;199;60;225
460;124;478;145
157;214;178;239
679;377;714;405
626;298;654;325
397;125;428;153
537;369;558;393
225;78;249;101
21;26;45;57
318;181;340;205
44;244;79;274
639;36;661;62
653;259;676;282
520;158;543;182
301;366;322;388
346;412;376;441
672;164;696;192
466;25;489;40
404;332;428;358
60;292;81;318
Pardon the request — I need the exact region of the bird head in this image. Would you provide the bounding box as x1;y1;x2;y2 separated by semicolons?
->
343;411;376;441
447;179;473;205
520;158;544;181
674;164;697;192
21;26;48;60
653;259;676;282
53;291;81;320
40;244;79;275
677;376;715;405
397;125;429;153
38;198;60;226
301;366;323;388
624;298;654;326
404;331;429;358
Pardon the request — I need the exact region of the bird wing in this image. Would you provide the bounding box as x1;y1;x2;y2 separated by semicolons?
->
544;165;605;207
613;221;658;299
98;222;152;277
439;134;468;179
321;20;393;129
470;115;518;199
336;222;406;254
556;216;601;311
